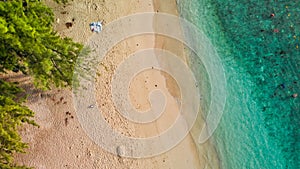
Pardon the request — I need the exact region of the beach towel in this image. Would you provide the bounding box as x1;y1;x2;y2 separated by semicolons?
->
90;21;102;33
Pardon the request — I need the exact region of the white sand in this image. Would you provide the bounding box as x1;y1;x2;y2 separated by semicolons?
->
13;0;220;168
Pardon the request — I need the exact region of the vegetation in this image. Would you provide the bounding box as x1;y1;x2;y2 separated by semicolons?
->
0;0;83;168
0;80;36;169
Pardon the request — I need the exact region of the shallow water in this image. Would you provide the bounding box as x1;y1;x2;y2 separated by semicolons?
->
177;0;300;168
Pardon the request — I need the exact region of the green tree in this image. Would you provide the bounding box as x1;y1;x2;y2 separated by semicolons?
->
0;0;83;89
0;80;36;169
0;0;83;168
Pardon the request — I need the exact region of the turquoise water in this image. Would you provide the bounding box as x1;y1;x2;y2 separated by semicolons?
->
177;0;300;168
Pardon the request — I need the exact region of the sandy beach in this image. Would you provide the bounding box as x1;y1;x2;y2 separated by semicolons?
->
13;0;220;168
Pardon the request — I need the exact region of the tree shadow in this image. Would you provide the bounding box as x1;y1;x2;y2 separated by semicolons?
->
0;72;55;103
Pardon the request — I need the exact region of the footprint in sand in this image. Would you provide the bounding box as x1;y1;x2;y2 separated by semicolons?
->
92;3;98;10
65;22;73;29
64;111;74;126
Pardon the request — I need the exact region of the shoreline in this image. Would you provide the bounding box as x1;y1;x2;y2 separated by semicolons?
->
13;0;220;168
152;0;221;169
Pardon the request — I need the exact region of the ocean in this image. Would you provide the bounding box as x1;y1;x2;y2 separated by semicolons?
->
176;0;300;168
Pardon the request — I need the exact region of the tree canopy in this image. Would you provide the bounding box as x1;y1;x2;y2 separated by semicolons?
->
0;0;83;89
0;0;83;168
0;80;37;169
